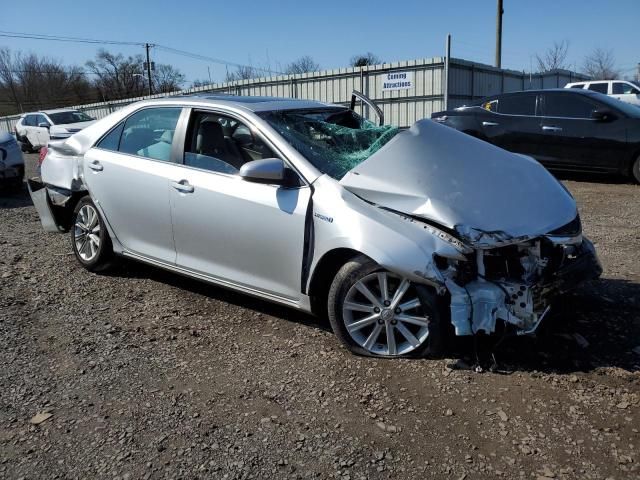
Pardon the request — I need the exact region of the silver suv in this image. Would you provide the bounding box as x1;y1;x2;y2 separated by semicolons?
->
27;94;602;358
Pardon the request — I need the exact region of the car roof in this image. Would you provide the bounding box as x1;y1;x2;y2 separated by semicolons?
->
167;94;339;112
495;88;604;97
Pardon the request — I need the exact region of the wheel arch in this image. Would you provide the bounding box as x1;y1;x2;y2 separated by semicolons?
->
307;247;365;317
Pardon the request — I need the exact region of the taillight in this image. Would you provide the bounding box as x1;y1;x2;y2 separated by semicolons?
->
38;147;48;166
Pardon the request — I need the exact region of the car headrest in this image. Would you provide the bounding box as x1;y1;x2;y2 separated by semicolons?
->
196;121;226;155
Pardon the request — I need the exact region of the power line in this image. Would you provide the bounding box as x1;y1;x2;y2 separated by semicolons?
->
154;45;283;75
0;30;143;46
0;29;283;76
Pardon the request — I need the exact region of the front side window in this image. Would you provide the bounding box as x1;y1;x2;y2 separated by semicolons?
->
183;112;276;175
24;115;36;127
259;109;398;180
587;83;608;94
541;94;596;119
118;107;182;162
612;82;640;95
35;114;49;127
569;84;585;89
496;94;537;115
48;110;94;125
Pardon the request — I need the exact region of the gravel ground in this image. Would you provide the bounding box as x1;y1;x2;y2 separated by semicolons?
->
1;154;639;480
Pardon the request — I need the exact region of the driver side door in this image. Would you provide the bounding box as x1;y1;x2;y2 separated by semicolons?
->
169;109;311;301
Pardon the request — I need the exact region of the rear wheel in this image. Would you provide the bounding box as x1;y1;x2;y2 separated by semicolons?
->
631;155;640;184
71;196;113;272
328;255;445;358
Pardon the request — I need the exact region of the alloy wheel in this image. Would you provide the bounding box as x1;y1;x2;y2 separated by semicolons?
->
74;204;101;262
342;272;430;356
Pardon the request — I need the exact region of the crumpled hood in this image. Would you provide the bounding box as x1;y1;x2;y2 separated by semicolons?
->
340;119;577;247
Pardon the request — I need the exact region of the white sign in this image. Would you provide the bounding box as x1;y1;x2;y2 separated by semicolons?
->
382;71;413;91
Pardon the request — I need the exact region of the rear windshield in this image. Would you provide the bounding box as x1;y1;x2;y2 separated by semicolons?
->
48;111;94;125
259;109;398;180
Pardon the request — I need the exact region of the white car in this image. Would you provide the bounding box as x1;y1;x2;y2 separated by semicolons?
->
565;80;640;107
14;109;96;152
0;132;25;189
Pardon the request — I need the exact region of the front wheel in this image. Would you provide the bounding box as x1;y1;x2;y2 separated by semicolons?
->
631;155;640;184
71;196;113;272
327;255;445;358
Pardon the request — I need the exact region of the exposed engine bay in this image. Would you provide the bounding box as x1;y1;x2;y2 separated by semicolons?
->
437;232;601;336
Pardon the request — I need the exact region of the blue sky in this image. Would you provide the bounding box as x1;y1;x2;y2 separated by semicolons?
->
2;0;638;85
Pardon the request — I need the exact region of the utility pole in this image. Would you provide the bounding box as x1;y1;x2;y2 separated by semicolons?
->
444;33;451;110
495;0;503;68
145;43;153;96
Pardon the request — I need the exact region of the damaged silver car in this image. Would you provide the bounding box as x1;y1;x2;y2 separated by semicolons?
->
28;93;602;358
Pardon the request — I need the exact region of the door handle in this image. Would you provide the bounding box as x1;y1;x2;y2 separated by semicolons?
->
88;161;103;172
482;121;500;127
171;180;194;193
542;126;563;132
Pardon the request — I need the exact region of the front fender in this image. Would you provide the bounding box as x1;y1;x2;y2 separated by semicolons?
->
308;176;466;290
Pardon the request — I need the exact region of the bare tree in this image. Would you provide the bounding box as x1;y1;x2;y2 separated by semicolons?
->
0;47;94;115
152;64;185;93
225;65;258;82
285;56;320;75
583;48;620;80
350;52;382;67
535;40;569;72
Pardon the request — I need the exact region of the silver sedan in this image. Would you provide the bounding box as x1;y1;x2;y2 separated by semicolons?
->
28;94;602;358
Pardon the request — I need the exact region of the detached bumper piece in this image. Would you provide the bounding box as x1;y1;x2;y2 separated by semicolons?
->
27;177;66;232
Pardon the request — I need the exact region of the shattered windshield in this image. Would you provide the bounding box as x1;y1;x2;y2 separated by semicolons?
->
259;108;399;179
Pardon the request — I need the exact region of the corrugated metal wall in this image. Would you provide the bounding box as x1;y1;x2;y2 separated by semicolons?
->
0;57;588;132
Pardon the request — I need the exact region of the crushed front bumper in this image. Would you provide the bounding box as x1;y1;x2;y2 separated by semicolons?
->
537;237;602;302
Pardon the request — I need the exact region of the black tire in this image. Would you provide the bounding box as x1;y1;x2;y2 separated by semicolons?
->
70;196;113;272
631;155;640;184
327;255;447;358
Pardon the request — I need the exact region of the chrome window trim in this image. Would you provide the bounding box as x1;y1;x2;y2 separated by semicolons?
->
91;105;185;164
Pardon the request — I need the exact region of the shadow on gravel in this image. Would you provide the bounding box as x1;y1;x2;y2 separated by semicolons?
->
553;170;636;185
454;278;640;375
107;257;639;374
106;259;331;333
0;182;32;209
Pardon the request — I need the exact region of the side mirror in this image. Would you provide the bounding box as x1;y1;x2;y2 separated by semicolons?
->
239;158;286;184
38;122;50;129
591;109;616;122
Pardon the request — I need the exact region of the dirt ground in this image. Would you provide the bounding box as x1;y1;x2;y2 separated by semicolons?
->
1;154;638;480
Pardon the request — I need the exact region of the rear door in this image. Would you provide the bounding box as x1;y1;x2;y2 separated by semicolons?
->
169;109;311;300
477;93;542;158
82;106;186;263
538;92;626;171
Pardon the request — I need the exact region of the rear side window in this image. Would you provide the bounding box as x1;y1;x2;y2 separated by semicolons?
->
569;84;585;89
96;123;125;151
587;83;608;94
496;94;537;115
541;93;596;119
118;108;182;162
